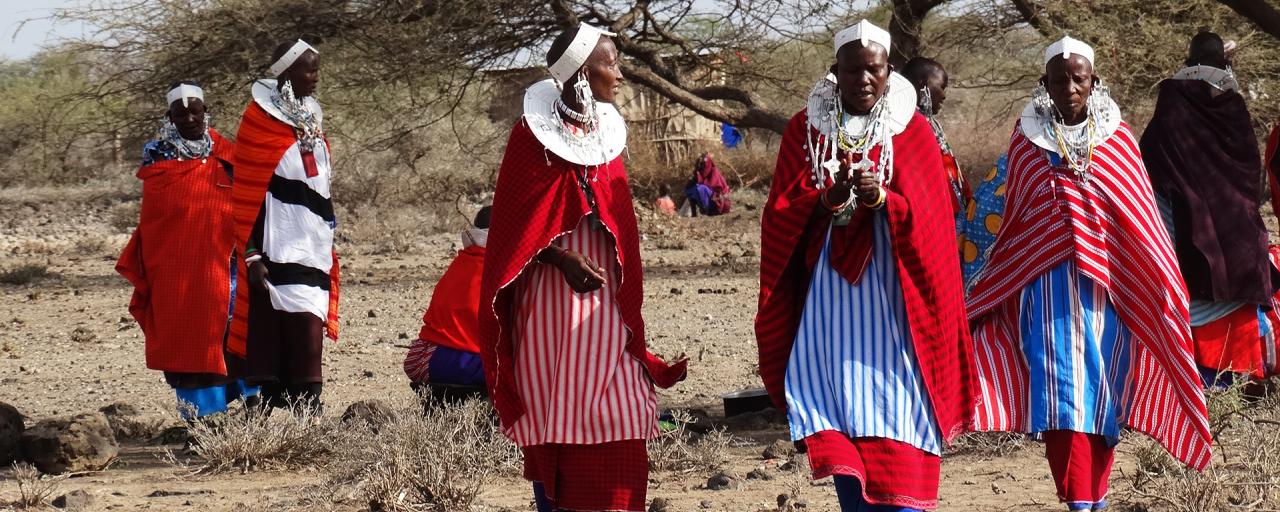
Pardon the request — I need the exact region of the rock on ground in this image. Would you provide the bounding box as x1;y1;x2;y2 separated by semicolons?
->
0;401;24;464
341;399;396;430
762;438;797;460
19;412;119;474
99;402;165;441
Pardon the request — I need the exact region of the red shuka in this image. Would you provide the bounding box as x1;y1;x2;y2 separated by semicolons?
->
479;120;687;430
418;245;485;353
755;110;976;443
117;130;236;375
227;101;340;357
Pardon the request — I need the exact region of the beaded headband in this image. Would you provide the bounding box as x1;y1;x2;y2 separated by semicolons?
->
269;39;318;77
834;19;891;55
548;24;616;83
165;83;204;108
1045;36;1094;66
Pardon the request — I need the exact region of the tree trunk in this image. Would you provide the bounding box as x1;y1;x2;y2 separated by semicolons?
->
888;0;943;67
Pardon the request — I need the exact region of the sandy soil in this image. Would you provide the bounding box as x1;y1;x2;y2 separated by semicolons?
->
0;187;1140;512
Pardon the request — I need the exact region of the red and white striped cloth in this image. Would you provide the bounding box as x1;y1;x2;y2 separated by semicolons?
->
509;218;657;446
966;122;1212;470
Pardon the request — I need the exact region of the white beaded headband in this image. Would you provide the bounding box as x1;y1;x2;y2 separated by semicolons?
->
548;24;616;83
1045;36;1094;66
269;39;318;77
834;19;891;55
165;83;204;108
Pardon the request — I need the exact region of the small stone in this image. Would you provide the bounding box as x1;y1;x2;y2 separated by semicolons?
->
367;309;377;318
991;483;1006;495
699;500;714;509
669;288;682;295
19;412;119;474
706;470;739;491
398;333;409;340
647;497;673;512
362;370;375;378
762;439;797;460
99;402;164;441
342;399;395;431
51;490;94;510
70;327;97;344
746;468;774;481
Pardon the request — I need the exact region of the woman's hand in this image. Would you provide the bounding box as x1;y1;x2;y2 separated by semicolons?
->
854;170;881;204
248;260;269;291
824;150;858;206
557;250;607;293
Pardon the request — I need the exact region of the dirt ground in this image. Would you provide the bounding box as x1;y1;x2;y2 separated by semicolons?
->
0;186;1146;512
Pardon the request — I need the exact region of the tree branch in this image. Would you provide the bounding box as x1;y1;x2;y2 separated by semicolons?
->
1215;0;1280;40
1009;0;1053;37
622;61;787;133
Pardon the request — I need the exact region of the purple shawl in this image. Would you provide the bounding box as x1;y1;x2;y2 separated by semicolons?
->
1141;78;1275;305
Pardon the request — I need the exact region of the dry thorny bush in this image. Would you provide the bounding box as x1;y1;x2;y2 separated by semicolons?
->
5;462;66;509
166;400;345;475
324;397;520;512
1116;379;1280;512
948;432;1028;458
647;409;738;473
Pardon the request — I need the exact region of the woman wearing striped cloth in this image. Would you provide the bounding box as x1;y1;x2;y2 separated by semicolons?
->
965;37;1212;511
229;39;340;414
478;23;686;512
755;20;975;512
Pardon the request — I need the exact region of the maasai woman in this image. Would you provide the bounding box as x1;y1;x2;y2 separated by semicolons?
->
479;23;686;512
903;57;969;226
404;206;490;406
1141;31;1279;384
118;81;259;420
687;152;732;215
967;37;1212;511
756;20;974;511
228;39;339;413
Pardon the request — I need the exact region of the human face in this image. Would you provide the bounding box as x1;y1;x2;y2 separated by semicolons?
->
281;50;320;98
925;70;948;114
835;42;891;115
167;98;206;141
584;37;624;103
1043;54;1095;125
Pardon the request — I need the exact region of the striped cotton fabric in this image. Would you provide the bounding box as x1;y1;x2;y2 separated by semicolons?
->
261;142;335;321
1020;261;1132;442
967;123;1212;470
786;217;942;455
509;218;657;446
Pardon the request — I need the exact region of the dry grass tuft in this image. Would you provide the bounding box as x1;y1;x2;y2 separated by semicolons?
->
1117;380;1280;511
647;410;736;473
167;401;344;475
0;264;50;286
948;432;1027;458
325;397;520;512
8;462;66;509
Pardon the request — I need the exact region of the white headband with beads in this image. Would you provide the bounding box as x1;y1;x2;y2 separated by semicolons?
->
548;24;616;83
268;39;317;76
165;84;204;108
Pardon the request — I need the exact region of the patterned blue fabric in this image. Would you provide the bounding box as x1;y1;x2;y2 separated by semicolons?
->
785;215;942;455
959;154;1009;293
1020;261;1133;444
140;139;178;166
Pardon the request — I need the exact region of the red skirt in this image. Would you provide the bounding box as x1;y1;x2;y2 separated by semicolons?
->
1043;430;1114;506
803;431;941;509
1192;305;1266;378
522;440;648;511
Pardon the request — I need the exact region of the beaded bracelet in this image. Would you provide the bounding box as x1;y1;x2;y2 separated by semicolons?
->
820;189;848;213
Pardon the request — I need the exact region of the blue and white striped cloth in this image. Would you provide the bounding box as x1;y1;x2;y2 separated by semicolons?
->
785;215;942;455
1020;261;1133;443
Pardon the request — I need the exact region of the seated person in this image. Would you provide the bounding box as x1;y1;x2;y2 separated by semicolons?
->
655;184;677;216
403;207;490;405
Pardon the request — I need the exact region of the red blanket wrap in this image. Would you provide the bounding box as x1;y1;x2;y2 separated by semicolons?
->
755;110;976;444
418;245;485;353
479;120;687;430
117;130;236;374
966;123;1211;470
227;101;340;357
